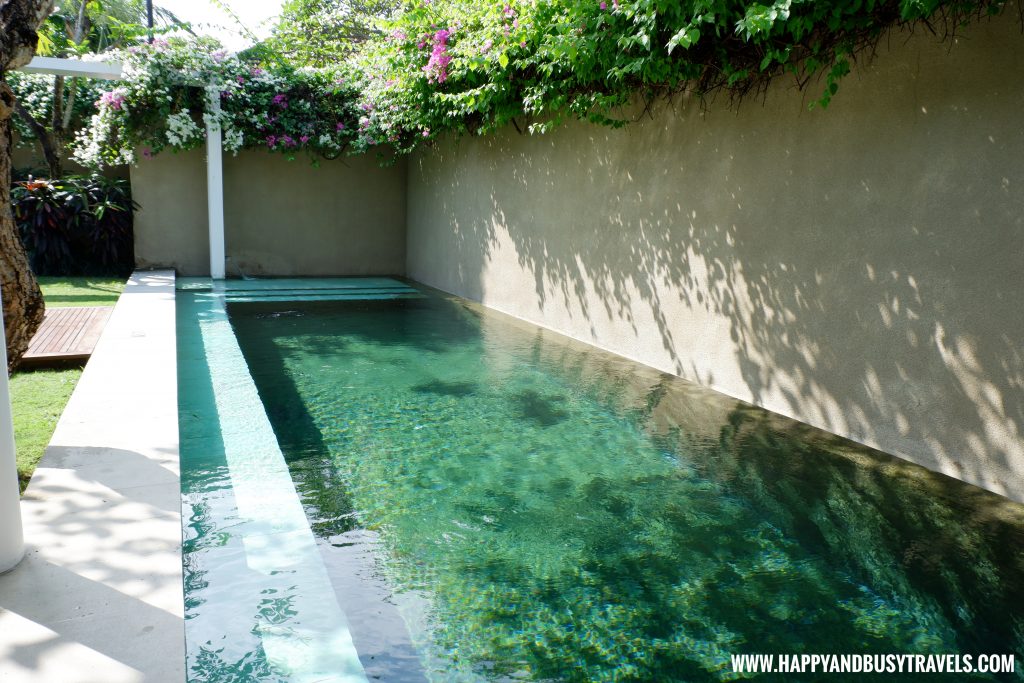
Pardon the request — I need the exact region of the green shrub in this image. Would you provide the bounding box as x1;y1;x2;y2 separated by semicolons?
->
12;174;136;277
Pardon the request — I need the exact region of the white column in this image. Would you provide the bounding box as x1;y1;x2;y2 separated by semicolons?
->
0;286;25;574
206;85;226;280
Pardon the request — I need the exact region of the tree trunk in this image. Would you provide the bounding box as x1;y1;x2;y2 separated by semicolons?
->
14;96;60;178
47;73;63;177
1;0;57;371
0;82;43;371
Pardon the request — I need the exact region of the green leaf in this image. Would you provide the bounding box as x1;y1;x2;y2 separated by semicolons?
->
666;26;698;53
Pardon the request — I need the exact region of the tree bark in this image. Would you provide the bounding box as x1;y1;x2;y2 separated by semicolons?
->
0;82;42;372
1;0;56;371
14;96;59;177
47;73;63;177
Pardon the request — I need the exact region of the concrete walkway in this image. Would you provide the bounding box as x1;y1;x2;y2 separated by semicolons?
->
0;271;183;683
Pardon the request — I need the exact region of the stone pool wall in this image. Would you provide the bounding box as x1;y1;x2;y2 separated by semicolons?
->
405;12;1024;501
132;149;407;277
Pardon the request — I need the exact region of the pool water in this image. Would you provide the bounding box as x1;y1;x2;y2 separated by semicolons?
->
178;279;1024;682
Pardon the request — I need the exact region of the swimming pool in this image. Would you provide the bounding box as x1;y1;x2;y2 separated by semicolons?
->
177;278;1024;682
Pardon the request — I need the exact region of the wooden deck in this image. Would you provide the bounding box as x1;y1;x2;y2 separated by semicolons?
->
21;306;112;366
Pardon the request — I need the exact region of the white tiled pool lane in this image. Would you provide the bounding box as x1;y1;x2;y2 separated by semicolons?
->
178;281;367;683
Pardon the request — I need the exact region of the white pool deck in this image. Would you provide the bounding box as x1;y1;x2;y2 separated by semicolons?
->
0;271;183;683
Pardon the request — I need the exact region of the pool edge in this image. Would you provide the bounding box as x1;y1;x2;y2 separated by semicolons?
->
0;269;185;683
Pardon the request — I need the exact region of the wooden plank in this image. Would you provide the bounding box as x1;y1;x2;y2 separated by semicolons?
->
21;307;113;366
27;310;63;351
45;309;82;352
79;308;111;350
64;308;94;351
41;308;83;353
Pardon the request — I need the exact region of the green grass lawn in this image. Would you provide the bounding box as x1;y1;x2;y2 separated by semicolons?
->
37;276;125;307
11;276;126;492
11;369;80;491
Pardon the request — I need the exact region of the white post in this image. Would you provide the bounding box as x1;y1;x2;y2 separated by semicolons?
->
206;85;226;280
0;286;25;574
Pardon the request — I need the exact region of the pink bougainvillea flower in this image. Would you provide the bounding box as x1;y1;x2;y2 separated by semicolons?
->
272;94;289;108
422;129;430;137
422;28;452;83
98;90;125;111
266;135;277;147
300;135;310;143
336;121;346;131
600;1;607;9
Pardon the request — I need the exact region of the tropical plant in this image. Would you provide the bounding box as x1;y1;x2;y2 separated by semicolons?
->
74;0;1009;169
355;0;1006;141
72;38;372;168
11;173;135;276
1;0;54;371
10;0;184;178
265;0;400;67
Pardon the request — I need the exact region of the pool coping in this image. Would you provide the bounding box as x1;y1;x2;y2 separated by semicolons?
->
0;270;184;683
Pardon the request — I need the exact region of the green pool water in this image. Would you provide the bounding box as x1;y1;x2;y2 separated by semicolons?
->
179;280;1024;682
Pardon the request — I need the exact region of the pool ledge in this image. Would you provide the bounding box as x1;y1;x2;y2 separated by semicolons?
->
0;270;184;683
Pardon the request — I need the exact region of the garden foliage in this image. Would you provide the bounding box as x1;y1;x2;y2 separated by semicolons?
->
10;0;185;178
11;174;136;276
73;0;1006;167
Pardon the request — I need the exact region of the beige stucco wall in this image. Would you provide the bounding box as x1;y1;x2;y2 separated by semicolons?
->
131;149;210;274
406;14;1024;501
132;149;406;276
12;133;130;180
223;150;406;277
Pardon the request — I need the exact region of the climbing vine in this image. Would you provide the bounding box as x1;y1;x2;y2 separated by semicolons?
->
74;0;1010;167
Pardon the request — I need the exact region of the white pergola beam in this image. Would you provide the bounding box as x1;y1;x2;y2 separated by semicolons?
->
20;56;122;80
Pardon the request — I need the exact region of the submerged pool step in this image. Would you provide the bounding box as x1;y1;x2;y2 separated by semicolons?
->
220;288;423;303
183;279;424;304
225;293;422;303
